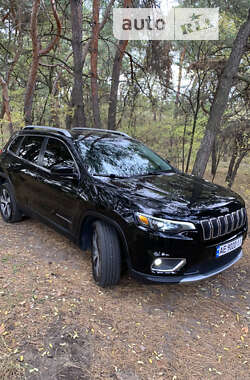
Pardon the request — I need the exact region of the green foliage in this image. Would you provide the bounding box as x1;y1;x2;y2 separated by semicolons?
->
0;0;249;172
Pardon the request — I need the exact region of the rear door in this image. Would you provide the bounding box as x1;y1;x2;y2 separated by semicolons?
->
7;135;45;212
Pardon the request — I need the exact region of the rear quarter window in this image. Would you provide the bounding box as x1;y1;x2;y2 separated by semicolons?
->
8;136;23;154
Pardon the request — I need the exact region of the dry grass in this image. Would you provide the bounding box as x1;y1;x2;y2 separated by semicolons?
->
0;353;25;380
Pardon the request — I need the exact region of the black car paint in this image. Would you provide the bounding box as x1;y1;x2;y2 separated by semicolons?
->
0;129;247;283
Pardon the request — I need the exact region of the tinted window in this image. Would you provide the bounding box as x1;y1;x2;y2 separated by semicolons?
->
42;138;75;169
9;136;23;154
19;136;43;163
77;135;172;177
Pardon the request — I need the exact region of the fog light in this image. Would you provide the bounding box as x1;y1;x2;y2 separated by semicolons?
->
154;258;162;266
151;258;186;274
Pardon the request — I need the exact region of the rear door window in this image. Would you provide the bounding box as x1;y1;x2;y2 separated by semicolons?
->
41;138;75;170
19;136;44;164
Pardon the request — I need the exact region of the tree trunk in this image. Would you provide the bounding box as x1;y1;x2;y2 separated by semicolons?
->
23;0;40;125
192;9;250;177
107;41;128;130
185;76;201;173
174;47;186;118
228;151;248;188
82;0;115;66
108;0;131;130
1;31;23;119
66;0;86;130
0;74;13;135
24;0;61;125
50;73;62;128
226;145;237;183
211;139;217;177
182;114;188;172
91;0;101;129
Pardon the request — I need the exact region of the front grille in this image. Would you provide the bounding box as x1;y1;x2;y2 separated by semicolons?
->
200;208;247;240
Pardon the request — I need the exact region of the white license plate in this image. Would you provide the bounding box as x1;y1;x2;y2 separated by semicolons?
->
216;236;243;258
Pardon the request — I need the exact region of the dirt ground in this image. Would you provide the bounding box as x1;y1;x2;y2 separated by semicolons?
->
0;165;249;380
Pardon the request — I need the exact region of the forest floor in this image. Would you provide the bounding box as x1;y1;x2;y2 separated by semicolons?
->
0;164;249;380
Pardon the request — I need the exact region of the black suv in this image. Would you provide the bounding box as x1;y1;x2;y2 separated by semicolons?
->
0;126;248;287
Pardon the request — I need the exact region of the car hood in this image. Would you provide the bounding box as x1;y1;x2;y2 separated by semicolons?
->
102;172;244;220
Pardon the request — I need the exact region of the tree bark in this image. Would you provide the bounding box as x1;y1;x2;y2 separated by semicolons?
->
108;0;131;130
174;47;186;118
211;139;217;177
185;74;202;173
24;0;61;125
182;114;188;172
50;73;62;128
192;9;250;177
0;74;13;135
82;0;115;66
66;0;86;130
226;141;237;181
91;0;102;129
227;151;248;188
0;32;23;120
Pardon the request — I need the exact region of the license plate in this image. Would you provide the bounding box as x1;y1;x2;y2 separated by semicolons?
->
216;236;243;258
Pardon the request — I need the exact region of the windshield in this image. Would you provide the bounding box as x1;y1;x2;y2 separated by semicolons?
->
76;135;173;178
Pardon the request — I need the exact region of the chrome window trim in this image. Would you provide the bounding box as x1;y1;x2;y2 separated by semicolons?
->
7;134;80;178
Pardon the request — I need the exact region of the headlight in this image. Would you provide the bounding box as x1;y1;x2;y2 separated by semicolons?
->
136;213;195;233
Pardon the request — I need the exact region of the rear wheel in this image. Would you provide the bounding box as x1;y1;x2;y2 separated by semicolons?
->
91;221;121;287
0;183;22;223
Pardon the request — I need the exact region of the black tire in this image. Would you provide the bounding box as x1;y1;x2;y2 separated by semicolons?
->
91;221;121;287
0;182;22;223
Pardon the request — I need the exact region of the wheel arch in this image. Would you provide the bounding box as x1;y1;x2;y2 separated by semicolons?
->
0;173;9;186
79;211;131;267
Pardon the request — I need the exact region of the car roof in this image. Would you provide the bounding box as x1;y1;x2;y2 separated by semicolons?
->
19;126;130;141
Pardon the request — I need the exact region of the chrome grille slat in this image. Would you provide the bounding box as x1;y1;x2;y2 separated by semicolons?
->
236;209;240;229
241;208;245;225
208;219;213;240
201;208;247;240
224;214;229;234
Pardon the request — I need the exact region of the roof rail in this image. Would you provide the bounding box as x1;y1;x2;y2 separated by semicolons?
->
23;125;72;138
71;128;130;138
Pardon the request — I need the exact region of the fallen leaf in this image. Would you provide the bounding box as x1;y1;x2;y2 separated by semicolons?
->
0;323;5;334
242;327;248;334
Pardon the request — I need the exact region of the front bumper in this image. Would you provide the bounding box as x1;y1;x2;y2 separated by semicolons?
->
130;249;243;283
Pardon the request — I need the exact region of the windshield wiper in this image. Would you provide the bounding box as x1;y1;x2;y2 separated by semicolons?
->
139;170;174;176
93;174;127;179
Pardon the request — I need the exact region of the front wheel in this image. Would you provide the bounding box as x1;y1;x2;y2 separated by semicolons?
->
0;183;22;223
91;221;121;287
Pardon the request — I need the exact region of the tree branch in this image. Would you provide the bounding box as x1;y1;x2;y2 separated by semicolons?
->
235;73;250;84
0;74;13;135
39;0;62;56
82;0;115;65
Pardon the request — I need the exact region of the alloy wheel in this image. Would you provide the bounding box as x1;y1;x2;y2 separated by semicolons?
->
92;229;100;278
0;188;12;219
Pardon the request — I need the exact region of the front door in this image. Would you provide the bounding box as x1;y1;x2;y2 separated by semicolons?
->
37;137;81;234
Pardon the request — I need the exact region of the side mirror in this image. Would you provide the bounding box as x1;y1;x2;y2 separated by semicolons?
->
50;163;78;179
